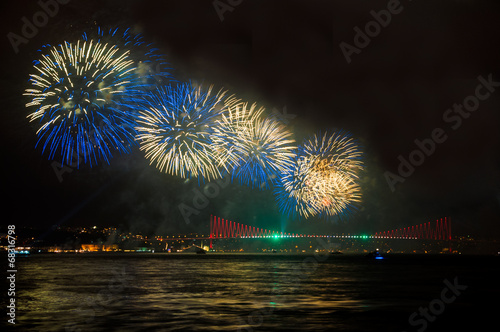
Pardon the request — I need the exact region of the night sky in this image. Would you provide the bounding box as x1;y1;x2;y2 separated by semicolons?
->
2;0;500;239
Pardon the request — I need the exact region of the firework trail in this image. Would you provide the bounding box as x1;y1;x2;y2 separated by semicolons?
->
212;102;297;189
134;82;239;181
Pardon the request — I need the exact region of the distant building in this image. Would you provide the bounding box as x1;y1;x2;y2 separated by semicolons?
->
81;244;119;252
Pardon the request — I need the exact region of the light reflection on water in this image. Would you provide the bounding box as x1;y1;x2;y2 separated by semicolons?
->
10;253;498;331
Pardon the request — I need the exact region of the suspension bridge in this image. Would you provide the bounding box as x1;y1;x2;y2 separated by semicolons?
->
165;215;452;249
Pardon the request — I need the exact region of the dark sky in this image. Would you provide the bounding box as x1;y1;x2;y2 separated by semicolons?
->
1;0;500;239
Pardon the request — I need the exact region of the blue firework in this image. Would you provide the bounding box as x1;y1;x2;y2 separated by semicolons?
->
135;82;238;181
24;27;172;167
273;149;317;219
81;27;173;91
212;102;297;189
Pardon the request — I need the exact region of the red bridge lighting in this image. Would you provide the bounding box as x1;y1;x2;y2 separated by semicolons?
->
208;215;451;248
373;218;451;241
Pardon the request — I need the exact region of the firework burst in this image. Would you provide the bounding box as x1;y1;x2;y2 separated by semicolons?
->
24;37;145;167
212;102;297;189
274;153;319;218
81;27;173;87
274;131;363;218
135;83;239;181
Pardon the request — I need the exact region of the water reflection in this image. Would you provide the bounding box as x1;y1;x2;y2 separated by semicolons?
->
13;253;494;331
